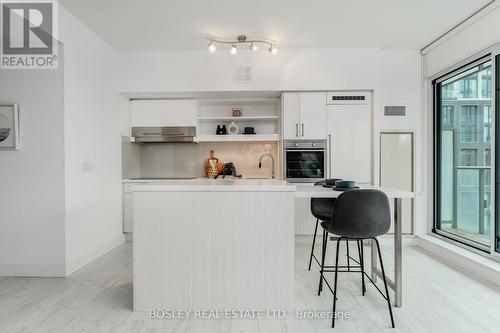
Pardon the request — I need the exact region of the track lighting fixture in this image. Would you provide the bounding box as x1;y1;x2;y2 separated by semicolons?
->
206;34;277;55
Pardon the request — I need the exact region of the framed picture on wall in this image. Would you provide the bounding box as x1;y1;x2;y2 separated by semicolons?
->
0;104;20;150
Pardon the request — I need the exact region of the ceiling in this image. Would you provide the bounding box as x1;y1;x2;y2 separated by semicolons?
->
60;0;492;52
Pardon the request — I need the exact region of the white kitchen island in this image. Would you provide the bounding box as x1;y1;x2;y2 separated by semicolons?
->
132;179;296;312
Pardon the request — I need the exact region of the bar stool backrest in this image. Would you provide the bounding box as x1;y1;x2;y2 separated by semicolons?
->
330;189;391;238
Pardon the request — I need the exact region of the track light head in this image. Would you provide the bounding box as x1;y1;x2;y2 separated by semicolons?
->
208;41;216;53
230;43;237;55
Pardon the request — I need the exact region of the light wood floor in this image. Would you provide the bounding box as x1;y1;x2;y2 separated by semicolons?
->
1;241;500;332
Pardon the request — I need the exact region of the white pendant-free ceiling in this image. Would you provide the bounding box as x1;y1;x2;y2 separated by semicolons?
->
59;0;492;51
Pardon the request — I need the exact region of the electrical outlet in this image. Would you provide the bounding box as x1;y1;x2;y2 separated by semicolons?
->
82;161;93;173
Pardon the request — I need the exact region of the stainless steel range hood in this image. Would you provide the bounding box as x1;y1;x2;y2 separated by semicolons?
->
132;127;196;143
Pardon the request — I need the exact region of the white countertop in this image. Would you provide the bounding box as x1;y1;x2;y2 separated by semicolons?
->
130;178;296;192
126;178;413;198
294;183;414;199
122;178;198;183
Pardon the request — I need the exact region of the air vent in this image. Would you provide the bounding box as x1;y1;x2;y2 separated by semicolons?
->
384;106;406;117
331;95;365;101
235;65;252;82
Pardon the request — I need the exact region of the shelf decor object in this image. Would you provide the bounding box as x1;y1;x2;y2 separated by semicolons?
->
0;104;20;150
207;34;277;55
227;121;239;135
232;108;242;117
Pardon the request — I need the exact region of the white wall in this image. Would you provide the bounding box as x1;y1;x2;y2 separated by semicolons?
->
0;49;66;276
116;48;381;93
423;2;500;78
378;50;424;234
59;7;129;275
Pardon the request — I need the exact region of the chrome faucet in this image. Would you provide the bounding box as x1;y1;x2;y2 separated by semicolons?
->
258;153;275;179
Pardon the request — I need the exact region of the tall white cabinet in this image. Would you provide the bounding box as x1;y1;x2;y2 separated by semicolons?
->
326;92;372;183
282;92;326;139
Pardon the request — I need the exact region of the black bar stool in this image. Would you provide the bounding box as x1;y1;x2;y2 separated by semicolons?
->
318;189;395;328
309;181;354;273
308;197;336;270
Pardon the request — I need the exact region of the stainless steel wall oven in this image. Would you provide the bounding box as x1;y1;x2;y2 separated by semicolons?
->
283;140;326;183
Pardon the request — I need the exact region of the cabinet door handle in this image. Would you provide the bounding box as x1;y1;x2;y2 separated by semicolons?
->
328;134;332;178
295;123;298;137
301;123;304;137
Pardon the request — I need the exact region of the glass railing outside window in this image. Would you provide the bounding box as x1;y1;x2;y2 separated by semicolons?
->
436;59;492;249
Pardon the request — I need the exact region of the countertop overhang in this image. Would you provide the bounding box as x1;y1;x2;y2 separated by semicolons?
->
130;179;296;192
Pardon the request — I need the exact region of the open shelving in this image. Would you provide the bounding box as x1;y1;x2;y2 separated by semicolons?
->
195;134;280;142
196;97;280;142
197;116;279;122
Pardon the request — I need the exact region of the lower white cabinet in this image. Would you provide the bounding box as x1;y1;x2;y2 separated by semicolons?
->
123;182;148;233
123;184;134;233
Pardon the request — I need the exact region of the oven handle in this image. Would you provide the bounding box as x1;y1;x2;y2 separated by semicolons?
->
284;149;326;152
328;134;332;178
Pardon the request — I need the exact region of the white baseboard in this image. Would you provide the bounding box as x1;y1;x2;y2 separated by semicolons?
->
65;234;125;276
417;234;500;287
0;262;66;277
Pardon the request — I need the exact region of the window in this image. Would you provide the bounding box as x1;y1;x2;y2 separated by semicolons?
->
482;74;491;98
441;106;454;126
459;76;477;98
460;106;478;143
442;84;456;99
484;105;492;143
460;149;477;166
435;57;492;251
495;54;500;253
485;148;491;166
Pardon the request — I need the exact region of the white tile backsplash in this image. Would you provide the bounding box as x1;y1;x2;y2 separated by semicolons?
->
137;142;279;178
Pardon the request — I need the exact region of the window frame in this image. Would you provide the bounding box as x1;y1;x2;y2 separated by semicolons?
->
433;54;493;253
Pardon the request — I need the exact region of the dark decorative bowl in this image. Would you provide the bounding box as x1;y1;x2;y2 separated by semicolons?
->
335;180;355;189
325;178;342;186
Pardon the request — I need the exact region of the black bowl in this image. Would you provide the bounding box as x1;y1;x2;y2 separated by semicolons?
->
333;186;360;192
335;180;355;189
325;178;342;186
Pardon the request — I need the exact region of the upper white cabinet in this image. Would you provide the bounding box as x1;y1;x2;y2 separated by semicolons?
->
326;91;372;183
282;93;300;139
299;92;327;139
130;99;197;127
282;92;326;140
